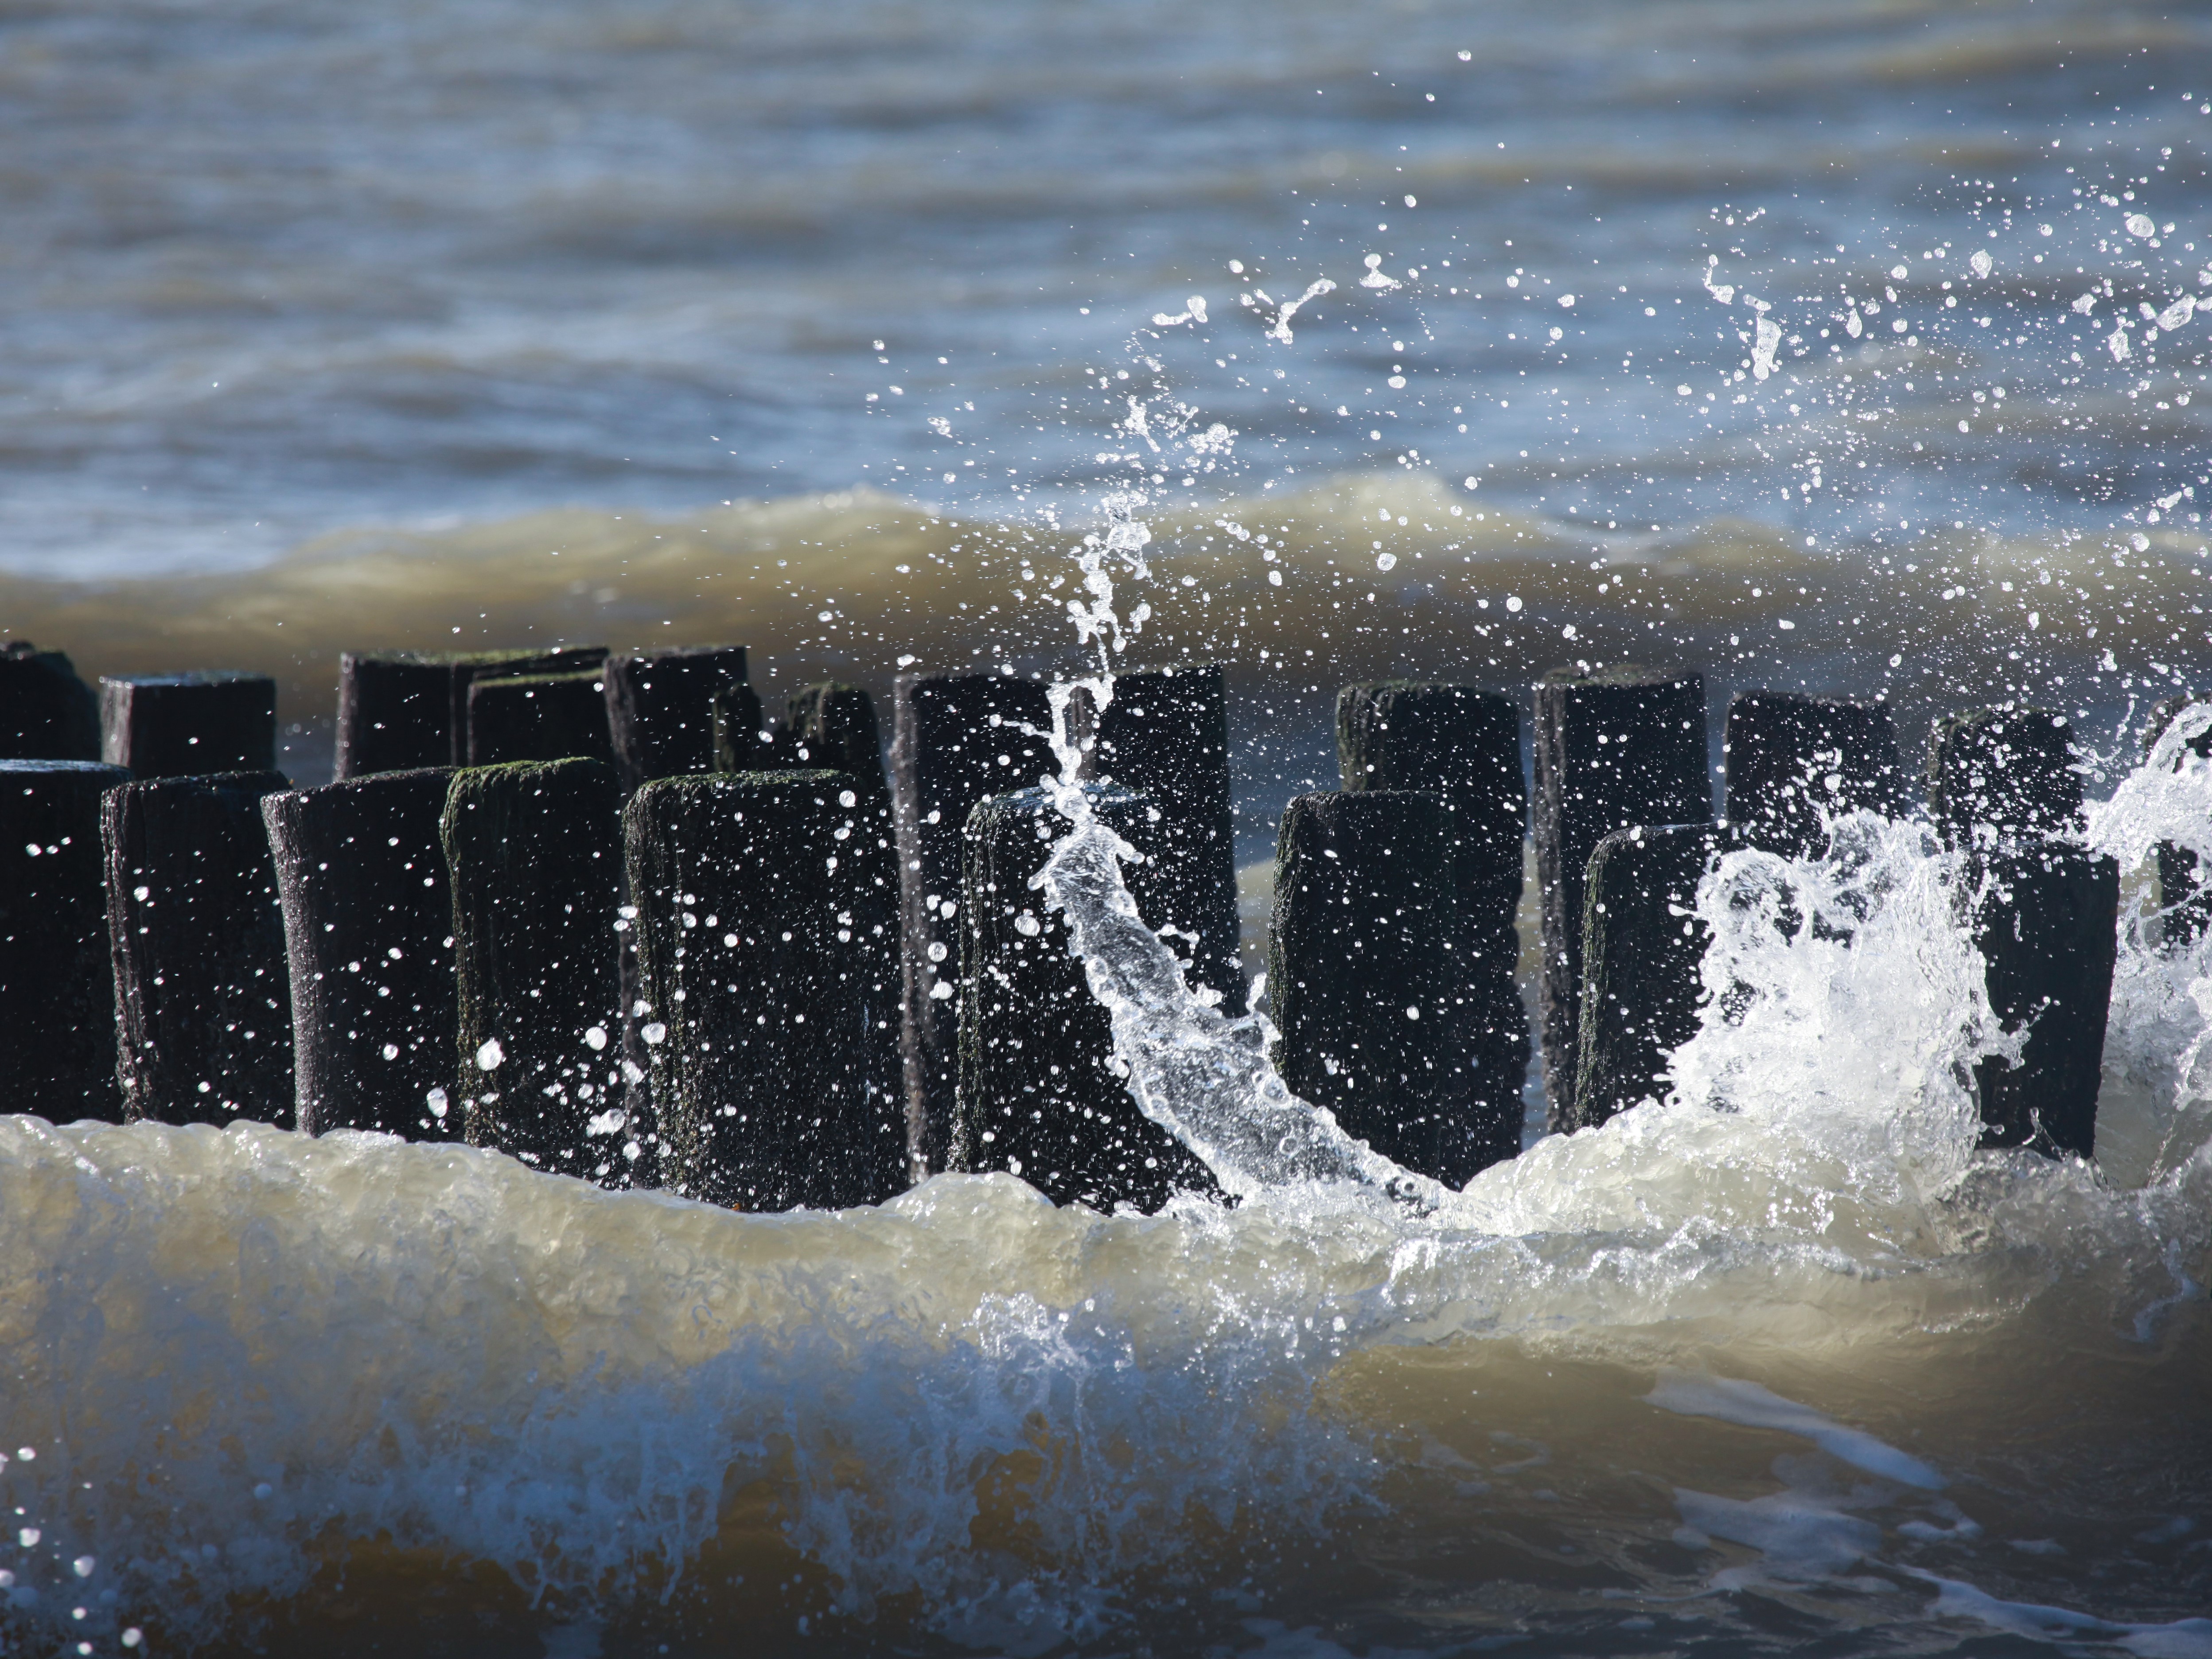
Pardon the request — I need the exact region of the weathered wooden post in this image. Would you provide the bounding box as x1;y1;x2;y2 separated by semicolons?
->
262;768;460;1138
1;760;130;1118
1563;690;1911;1131
100;672;277;778
441;758;624;1178
1531;666;1710;1130
336;647;607;778
890;670;1054;1176
1336;682;1529;1177
782;682;888;793
955;782;1218;1211
625;769;905;1209
604;646;749;794
1267;790;1464;1179
710;684;768;771
103;771;295;1125
466;669;616;767
1071;664;1241;1001
1966;842;2116;1157
1723;692;1906;856
1926;707;2083;850
2144;694;2210;948
1569;822;1727;1130
1;643;100;760
1928;707;2113;1157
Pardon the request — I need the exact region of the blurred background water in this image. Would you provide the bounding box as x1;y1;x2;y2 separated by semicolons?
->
3;0;2208;576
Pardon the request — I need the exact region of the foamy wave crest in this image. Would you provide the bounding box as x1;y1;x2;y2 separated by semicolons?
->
0;1121;1380;1652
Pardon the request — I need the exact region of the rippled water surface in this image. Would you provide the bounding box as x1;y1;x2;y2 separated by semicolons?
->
6;1;2212;1652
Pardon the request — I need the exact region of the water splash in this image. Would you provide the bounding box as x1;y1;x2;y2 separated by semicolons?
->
1029;479;1429;1205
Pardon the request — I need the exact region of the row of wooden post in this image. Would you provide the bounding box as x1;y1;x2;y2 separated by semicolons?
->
4;637;2172;1214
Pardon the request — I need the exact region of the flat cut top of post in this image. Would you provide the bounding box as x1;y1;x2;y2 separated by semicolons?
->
1538;662;1697;689
103;671;266;688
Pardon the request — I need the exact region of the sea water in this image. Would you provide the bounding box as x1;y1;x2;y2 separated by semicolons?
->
6;0;2212;1650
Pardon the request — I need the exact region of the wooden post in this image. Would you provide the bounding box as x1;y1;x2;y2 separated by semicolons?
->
1928;707;2111;1156
1267;790;1466;1179
2145;695;2210;948
100;672;277;778
890;670;1054;1177
1071;664;1241;1002
1722;692;1906;856
1;644;100;761
782;683;888;795
954;782;1219;1212
466;669;616;767
710;684;768;771
624;769;905;1209
1335;682;1529;1176
335;647;607;778
1570;822;1726;1131
1531;666;1710;1130
103;771;295;1125
1;760;130;1118
602;647;747;1161
1966;842;2117;1158
441;758;624;1179
604;646;749;794
261;768;460;1138
1925;707;2083;849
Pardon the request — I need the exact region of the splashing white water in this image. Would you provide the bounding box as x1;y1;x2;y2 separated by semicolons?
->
1030;483;1427;1204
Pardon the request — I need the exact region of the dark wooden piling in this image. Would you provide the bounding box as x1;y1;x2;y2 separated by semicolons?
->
710;684;768;771
1336;682;1529;1176
604;646;749;794
600;648;748;1162
441;758;624;1178
100;672;277;778
1267;790;1469;1180
1;760;130;1118
1531;666;1710;1130
2145;694;2211;949
335;647;608;778
890;670;1054;1177
782;683;888;794
625;769;905;1209
1926;707;2083;849
1967;842;2118;1157
0;644;100;761
1569;822;1730;1131
261;768;460;1138
1071;664;1241;1002
103;771;295;1125
466;669;616;767
1723;692;1907;856
954;782;1219;1212
1927;707;2111;1155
